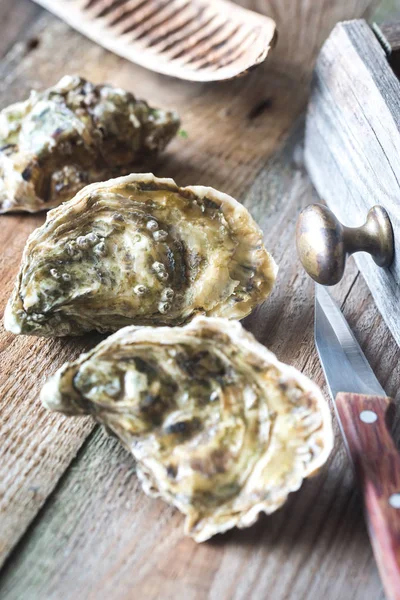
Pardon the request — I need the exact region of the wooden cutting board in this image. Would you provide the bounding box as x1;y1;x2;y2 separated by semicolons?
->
0;1;399;599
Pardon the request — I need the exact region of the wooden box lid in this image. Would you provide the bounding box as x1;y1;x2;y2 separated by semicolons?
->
305;19;400;347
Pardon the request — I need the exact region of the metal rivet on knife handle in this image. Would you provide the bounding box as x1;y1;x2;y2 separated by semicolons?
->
296;204;394;286
389;494;400;509
360;410;378;424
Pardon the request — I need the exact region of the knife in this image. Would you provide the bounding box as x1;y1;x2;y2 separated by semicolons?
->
315;284;400;600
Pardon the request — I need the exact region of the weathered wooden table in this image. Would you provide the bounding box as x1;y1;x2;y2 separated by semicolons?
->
1;1;400;598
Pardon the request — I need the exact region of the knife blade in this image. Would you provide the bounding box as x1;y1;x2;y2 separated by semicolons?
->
315;284;386;399
314;284;400;600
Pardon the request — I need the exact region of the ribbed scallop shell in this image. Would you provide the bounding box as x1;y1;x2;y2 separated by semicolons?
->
4;173;277;336
32;0;277;82
41;317;333;541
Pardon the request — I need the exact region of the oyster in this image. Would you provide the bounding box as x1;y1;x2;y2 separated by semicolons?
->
4;174;277;336
0;75;179;213
41;317;333;542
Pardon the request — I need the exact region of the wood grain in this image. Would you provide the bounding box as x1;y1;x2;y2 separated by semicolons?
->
336;393;400;600
0;0;398;598
0;9;318;567
0;0;41;59
236;0;379;70
305;19;400;348
2;126;399;600
0;212;95;564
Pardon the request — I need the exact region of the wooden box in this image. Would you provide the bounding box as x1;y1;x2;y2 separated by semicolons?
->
305;19;400;346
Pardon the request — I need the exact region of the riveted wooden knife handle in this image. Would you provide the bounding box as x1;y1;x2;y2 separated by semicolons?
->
336;393;400;600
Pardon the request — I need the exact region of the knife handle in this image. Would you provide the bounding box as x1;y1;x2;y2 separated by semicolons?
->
336;392;400;600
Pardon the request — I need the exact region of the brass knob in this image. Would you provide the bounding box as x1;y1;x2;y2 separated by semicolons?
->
296;204;394;286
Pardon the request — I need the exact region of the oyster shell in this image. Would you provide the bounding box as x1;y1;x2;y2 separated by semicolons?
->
4;174;277;336
41;317;333;542
0;75;179;213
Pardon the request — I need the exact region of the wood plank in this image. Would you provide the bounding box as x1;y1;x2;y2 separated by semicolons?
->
0;7;319;566
2;123;399;600
0;0;391;593
236;0;379;70
0;0;42;59
305;19;400;348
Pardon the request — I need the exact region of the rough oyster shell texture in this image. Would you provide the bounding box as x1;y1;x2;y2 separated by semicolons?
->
4;173;277;336
0;75;180;213
41;317;333;542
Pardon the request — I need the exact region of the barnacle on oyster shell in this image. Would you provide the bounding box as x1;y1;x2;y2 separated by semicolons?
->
4;173;277;336
41;317;333;542
0;75;179;213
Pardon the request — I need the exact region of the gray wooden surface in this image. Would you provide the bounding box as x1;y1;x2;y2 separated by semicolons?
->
0;1;399;598
305;18;400;348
